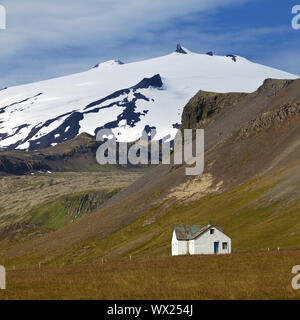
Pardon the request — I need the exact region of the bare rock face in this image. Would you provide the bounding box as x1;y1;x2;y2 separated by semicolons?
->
226;54;237;62
256;78;294;96
236;102;300;140
0;133;98;175
181;91;247;129
175;44;187;54
181;78;300;131
0;156;51;175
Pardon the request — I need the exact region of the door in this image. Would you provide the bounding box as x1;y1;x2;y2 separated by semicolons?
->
214;242;219;254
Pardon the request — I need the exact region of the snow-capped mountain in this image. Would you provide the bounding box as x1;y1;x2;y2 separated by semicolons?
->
0;45;297;150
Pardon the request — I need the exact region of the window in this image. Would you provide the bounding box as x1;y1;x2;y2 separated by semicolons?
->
222;242;228;250
210;228;214;235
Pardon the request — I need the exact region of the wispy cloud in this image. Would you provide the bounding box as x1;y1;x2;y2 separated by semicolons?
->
0;0;297;87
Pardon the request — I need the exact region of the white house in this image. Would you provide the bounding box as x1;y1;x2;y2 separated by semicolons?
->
172;224;231;256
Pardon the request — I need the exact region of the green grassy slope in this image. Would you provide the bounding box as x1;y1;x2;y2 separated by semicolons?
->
28;189;120;230
0;171;143;228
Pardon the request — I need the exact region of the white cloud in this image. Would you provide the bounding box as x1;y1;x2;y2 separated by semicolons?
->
0;0;271;86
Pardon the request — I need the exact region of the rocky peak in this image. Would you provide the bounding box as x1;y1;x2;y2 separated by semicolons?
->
175;44;187;54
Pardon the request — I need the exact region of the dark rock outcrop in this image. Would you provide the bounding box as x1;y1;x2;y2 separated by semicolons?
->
133;74;163;90
0;156;51;175
235;102;300;140
175;44;187;54
182;91;246;129
226;54;237;62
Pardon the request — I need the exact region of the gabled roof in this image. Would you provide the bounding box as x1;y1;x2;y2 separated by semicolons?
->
173;225;225;240
173;225;210;240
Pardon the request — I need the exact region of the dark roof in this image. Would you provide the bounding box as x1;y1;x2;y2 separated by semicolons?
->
173;225;210;240
173;225;225;240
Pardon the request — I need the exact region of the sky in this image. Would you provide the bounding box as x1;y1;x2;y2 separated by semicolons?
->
0;0;299;88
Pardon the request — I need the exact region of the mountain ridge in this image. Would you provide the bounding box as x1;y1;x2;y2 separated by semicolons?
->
0;77;299;266
0;46;297;151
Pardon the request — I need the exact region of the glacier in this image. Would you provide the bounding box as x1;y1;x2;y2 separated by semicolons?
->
0;45;298;150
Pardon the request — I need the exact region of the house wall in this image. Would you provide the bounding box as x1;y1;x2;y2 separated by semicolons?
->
193;227;231;255
189;239;195;254
172;230;189;256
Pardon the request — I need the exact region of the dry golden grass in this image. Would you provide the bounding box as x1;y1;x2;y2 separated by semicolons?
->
1;250;300;300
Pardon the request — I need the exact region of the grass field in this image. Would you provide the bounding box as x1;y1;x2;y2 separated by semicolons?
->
1;250;300;300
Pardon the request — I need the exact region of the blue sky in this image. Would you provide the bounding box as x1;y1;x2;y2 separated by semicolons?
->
0;0;299;88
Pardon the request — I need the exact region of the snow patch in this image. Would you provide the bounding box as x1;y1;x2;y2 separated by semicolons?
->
0;45;298;150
